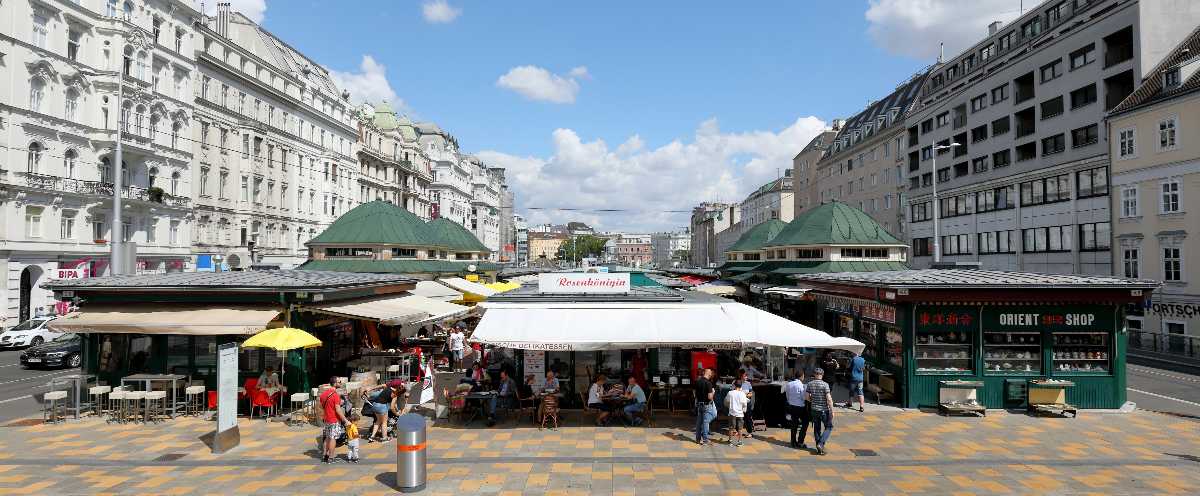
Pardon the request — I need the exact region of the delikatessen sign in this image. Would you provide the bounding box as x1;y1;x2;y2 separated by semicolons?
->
538;273;631;294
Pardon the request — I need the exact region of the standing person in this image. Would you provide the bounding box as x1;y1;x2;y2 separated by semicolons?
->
736;369;756;439
784;371;810;449
631;350;649;390
725;380;750;447
846;352;866;412
345;412;361;463
319;377;349;464
621;376;647;426
806;368;834;455
693;368;716;445
363;382;394;442
448;325;465;372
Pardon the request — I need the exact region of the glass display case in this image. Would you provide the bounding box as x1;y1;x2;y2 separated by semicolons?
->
860;322;879;359
983;331;1041;375
885;328;902;366
1052;332;1110;373
915;331;973;374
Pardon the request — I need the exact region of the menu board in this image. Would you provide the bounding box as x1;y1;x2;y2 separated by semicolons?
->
523;350;546;391
213;342;240;453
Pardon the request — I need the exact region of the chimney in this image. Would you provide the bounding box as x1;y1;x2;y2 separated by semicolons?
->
831;119;846;130
937;42;945;64
988;21;1004;36
217;2;231;38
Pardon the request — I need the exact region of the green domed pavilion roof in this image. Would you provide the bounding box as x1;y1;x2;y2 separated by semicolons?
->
308;200;438;246
426;218;489;252
727;219;787;252
764;201;902;247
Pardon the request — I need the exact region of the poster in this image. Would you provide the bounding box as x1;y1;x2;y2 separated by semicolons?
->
214;342;240;453
523;350;546;392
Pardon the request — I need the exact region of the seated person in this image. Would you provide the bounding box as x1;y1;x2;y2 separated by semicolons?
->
520;375;535;398
462;362;486;388
621;376;647;426
544;370;560;392
587;374;612;426
258;366;281;389
486;369;517;427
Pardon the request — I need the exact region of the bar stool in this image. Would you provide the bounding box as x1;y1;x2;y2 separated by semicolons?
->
106;389;126;423
144;391;168;423
122;391;146;423
88;385;112;417
184;386;206;416
43;391;68;424
288;392;311;426
385;364;401;381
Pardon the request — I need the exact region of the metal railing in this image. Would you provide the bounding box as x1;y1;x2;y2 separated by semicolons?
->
1128;330;1199;360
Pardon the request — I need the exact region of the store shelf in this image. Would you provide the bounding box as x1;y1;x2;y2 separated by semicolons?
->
984;344;1040;347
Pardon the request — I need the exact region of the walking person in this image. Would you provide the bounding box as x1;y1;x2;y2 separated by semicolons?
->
806;368;834;455
693;368;716;445
784;371;810;449
319;377;349;464
845;352;866;412
725;380;750;447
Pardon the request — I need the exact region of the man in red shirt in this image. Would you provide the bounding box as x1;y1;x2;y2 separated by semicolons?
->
319;376;349;464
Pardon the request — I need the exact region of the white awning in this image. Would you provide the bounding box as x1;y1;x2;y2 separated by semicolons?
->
408;280;463;302
438;277;496;297
763;286;811;300
306;293;471;326
48;304;283;335
471;301;864;353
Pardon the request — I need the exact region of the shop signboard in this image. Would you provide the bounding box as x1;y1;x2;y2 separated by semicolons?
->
538;273;630;294
213;342;240;453
813;294;897;324
1148;300;1200;319
982;305;1111;331
914;305;978;333
523;351;546;391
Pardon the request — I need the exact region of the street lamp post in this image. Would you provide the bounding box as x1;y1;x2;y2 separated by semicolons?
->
80;64;128;275
930;142;961;264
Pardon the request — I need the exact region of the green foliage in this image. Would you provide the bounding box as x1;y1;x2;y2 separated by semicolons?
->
556;235;607;260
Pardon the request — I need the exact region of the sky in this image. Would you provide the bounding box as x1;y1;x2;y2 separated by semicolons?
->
202;0;1034;233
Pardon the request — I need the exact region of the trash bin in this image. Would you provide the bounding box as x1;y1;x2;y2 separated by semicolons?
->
395;413;427;493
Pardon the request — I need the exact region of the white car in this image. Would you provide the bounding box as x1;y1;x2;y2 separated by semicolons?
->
0;317;57;348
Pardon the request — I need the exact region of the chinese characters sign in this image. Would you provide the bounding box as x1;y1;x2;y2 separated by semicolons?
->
812;294;897;324
915;305;979;333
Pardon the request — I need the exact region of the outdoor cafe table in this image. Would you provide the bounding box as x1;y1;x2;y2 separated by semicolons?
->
463;391;496;425
49;373;96;420
121;374;186;418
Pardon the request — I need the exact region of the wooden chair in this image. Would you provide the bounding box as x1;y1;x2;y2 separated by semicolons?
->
636;389;654;427
579;391;598;426
540;394;560;430
514;390;536;425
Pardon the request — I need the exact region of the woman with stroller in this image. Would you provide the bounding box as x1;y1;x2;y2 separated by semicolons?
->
362;379;407;442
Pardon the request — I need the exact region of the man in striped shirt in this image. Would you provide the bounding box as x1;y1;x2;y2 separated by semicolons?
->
805;368;834;455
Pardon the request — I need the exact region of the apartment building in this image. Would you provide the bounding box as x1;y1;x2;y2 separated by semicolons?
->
651;231;690;268
688;202;730;268
419;123;471;225
191;7;358;269
905;0;1200;274
0;0;198;322
614;234;652;267
467;158;502;257
356;101;434;221
1109;28;1200;338
816;71;928;239
792;128;838;216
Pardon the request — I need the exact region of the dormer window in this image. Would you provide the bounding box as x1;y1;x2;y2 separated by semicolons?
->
1163;67;1181;90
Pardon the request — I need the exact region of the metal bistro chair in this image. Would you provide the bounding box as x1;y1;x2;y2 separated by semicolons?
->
144;391;168;423
43;391;68;424
539;394;561;430
122;391;147;423
106;388;126;423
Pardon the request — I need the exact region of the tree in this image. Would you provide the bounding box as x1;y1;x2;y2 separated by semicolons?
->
556;235;607;262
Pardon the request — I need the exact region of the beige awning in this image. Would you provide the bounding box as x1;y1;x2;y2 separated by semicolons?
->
409;280;463;302
438;277;496;297
48;304;284;335
305;293;471;326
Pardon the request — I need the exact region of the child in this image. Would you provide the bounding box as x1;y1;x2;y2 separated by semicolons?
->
345;412;361;463
726;380;750;447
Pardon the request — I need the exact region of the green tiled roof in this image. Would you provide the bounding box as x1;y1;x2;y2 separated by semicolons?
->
752;260;909;275
716;261;762;273
299;259;478;274
426;218;490;253
309;201;439;246
765;201;903;247
371;101;399;130
727;220;787;252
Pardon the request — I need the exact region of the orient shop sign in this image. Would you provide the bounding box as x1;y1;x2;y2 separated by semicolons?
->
914;305;978;333
538;273;631;294
983;305;1111;331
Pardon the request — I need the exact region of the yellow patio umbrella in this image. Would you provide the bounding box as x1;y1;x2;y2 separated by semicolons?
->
242;327;322;388
484;281;521;293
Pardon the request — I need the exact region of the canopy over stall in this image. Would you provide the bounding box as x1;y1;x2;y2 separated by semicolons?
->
438;277;497;300
49;304;283;335
305;293;471;328
471;300;863;353
408;280;464;302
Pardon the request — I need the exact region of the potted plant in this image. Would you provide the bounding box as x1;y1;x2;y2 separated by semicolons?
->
147;186;165;203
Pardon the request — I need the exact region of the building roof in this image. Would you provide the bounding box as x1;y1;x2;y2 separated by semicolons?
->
1110;25;1200;115
371;101;400;130
298;259;500;274
727;219;787;252
753;260;909;275
426;218;490;253
43;270;416;292
827;68;930;159
792;269;1160;290
309;201;439;246
764;201;903;247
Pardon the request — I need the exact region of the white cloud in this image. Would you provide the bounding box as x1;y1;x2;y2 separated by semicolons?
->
195;0;267;23
477;116;827;233
865;0;1027;59
329;55;402;108
496;65;589;104
422;0;462;24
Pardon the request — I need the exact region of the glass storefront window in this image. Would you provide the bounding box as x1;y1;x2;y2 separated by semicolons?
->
166;336;190;376
983;331;1041;374
1052;332;1110;373
885;328;902;366
859;322;879;359
915;330;973;374
837;315;855;337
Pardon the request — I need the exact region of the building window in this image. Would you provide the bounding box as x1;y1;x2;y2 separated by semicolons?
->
992;149;1011;169
1158;116;1178;151
1021;18;1042;40
1163;247;1182;282
910;201;933;222
971;156;989;174
976;185;1015;212
999;31;1015;51
939;194;973;218
60;210;76;240
1118;128;1137;158
971;94;987;112
1122;248;1139;278
92;215;106;241
1020;173;1071;206
1120;185;1138;218
29;78;46;113
1078;222;1110;251
1040;59;1063;83
936;112;949;128
978;230;1015;254
913;237;933;257
796;249;823;259
1042;134;1066;156
941;234;971;256
970;125;988;143
1016;142;1037;162
25;206;44;238
26;142;43;173
1076;167;1108;198
991;84;1009;104
240;176;249;202
391;248;417;258
1022;225;1072;253
1071;124;1099;148
1070;84;1097;109
991;116;1010;136
1041;96;1064;119
1070;43;1096;70
1160;179;1181;214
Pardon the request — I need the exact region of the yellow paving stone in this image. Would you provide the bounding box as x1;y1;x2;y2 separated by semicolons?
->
527;473;550;486
789;480;831;493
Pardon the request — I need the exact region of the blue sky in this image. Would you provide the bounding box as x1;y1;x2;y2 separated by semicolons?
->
220;0;1029;232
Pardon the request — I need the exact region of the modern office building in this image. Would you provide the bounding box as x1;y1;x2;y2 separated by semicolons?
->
904;0;1200;274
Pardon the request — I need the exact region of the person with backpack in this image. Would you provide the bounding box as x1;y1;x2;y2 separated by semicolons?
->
319;377;350;464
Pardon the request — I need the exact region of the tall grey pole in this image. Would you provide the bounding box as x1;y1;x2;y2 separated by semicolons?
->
111;63;126;275
930;149;940;264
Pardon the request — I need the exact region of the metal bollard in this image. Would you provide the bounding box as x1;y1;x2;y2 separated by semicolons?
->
395;413;427;493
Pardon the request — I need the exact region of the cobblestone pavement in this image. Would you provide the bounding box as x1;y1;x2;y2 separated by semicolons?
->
0;408;1196;495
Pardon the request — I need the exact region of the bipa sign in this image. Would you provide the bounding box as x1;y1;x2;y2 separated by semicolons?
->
52;268;89;280
538;273;631;294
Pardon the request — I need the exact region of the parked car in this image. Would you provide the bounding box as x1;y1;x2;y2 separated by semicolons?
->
20;333;82;369
0;317;57;348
